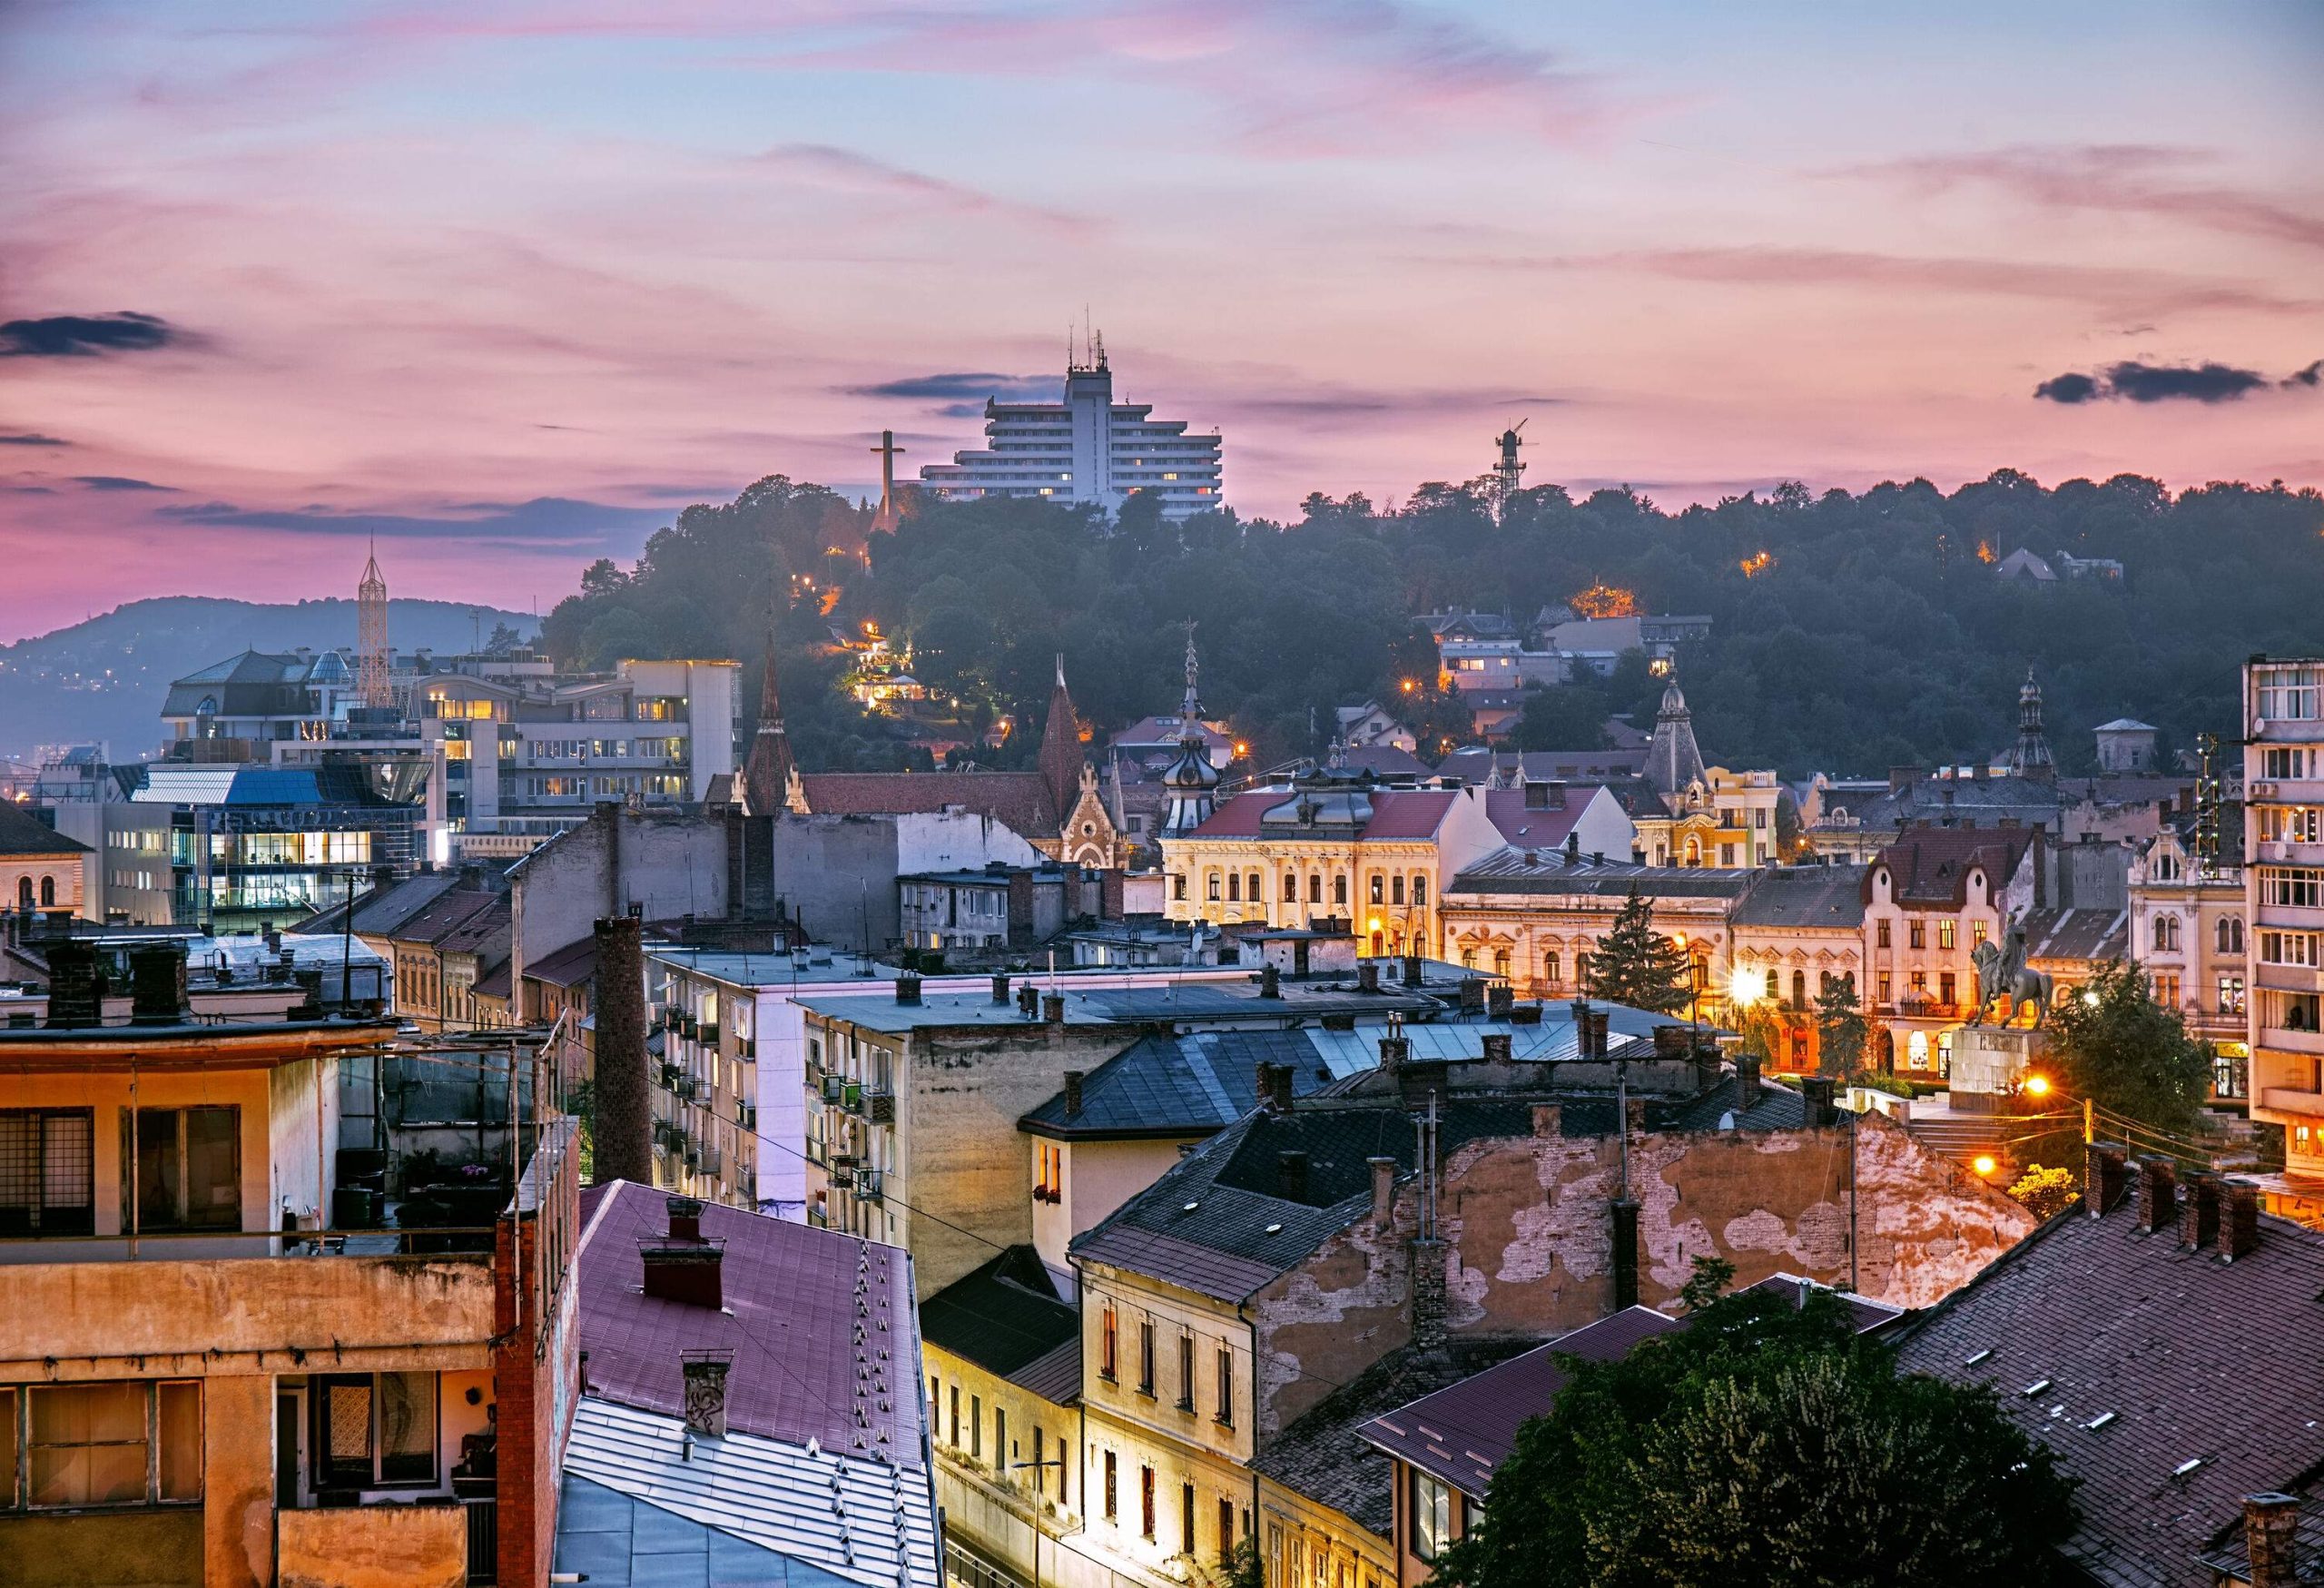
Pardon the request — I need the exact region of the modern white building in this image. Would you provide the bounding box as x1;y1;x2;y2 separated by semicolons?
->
917;343;1223;520
2245;656;2324;1220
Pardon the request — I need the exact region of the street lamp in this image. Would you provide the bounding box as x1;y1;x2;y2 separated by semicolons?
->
1972;1154;1998;1177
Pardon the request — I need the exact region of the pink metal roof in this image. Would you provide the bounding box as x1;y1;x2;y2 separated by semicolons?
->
1187;789;1457;843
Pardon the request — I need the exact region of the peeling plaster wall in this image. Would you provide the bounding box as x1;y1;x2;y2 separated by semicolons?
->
1251;1112;2032;1435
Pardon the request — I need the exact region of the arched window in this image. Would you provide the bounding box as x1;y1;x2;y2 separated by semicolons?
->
2152;915;2180;952
1369;875;1384;906
1493;949;1511;977
1791;969;1807;1011
1307;874;1323;905
2153;850;2178;881
1908;1031;1929;1069
1412;876;1427;908
1391;875;1405;905
1542;951;1561;989
2219;916;2244;954
1282;873;1297;903
1206;872;1222;902
15;877;31;912
1332;875;1349;906
1246;873;1260;906
39;875;55;908
1226;873;1240;902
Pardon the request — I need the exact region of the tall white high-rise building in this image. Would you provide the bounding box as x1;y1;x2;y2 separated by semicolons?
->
916;340;1224;520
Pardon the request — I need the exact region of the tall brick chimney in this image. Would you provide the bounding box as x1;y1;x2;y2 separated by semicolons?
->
1482;1032;1513;1062
127;942;188;1025
2177;1171;2221;1251
592;915;653;1186
42;940;105;1030
2135;1156;2178;1234
1063;1070;1085;1117
1734;1051;1762;1106
2223;1179;2262;1260
2084;1141;2131;1216
991;972;1011;1005
1402;952;1423;989
2243;1493;2300;1588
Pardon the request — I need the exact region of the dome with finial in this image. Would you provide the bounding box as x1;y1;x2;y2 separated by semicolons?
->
1160;626;1219;832
1644;672;1706;798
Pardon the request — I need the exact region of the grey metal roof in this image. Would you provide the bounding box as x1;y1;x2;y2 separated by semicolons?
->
1450;849;1754;897
1730;866;1868;929
2020;906;2129;965
560;1398;940;1588
797;981;1444;1036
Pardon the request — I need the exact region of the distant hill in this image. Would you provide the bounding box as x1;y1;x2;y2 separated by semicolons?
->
0;596;537;762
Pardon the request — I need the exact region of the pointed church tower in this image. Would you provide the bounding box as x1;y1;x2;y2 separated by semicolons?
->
1161;627;1221;837
1039;654;1082;825
2004;667;2055;783
742;630;796;817
1644;679;1707;800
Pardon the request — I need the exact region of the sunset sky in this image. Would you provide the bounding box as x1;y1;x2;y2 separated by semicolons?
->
3;1;2319;642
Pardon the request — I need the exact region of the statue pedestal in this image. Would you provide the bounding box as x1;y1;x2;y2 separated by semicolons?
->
1948;1026;2051;1115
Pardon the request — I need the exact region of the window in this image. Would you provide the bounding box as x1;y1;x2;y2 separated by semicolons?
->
1790;970;1807;1011
1542;952;1561;989
1876;972;1891;1005
1369;875;1384;906
1412;1469;1452;1560
950;1386;960;1445
2266;990;2322;1033
2260;806;2324;844
315;1372;436;1489
1939;972;1957;1007
1247;873;1261;905
2260;868;2324;909
970;1396;982;1458
1971;921;1988;950
1755;808;1768;829
1183;1481;1196;1556
1173;874;1187;902
2257;665;2322;721
39;876;54;908
14;877;28;912
0;1109;94;1236
1876;920;1891;949
123;1106;239;1232
995;1407;1006;1475
2152;915;2181;952
1177;1334;1195;1410
1392;875;1405;905
2220;975;2247;1016
1938;921;1956;951
1413;876;1426;907
2262;747;2315;780
2220;916;2245;955
1206;873;1222;902
1219;1497;1236;1565
1308;875;1323;904
1908;921;1925;950
1282;874;1298;903
1226;873;1240;902
14;1380;201;1510
1103;1451;1118;1521
1215;1344;1234;1424
1910;971;1928;996
1333;875;1349;906
1100;1304;1118;1381
1141;1465;1157;1540
2261;930;2324;968
1138;1321;1156;1396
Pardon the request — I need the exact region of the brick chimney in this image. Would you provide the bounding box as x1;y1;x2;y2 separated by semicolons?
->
1402;952;1423;989
1358;962;1380;993
681;1350;733;1439
592;915;653;1187
2083;1141;2131;1216
2244;1494;2302;1588
1734;1051;1762;1106
1482;1032;1512;1062
1063;1070;1085;1117
1042;991;1066;1024
1486;983;1513;1019
2135;1156;2178;1234
1379;1035;1410;1072
1368;1156;1396;1229
2177;1171;2221;1251
42;940;105;1030
2223;1179;2262;1260
641;1236;724;1309
665;1195;704;1242
1458;978;1486;1013
1276;1150;1308;1202
1259;963;1282;999
1256;1061;1294;1114
895;972;921;1006
991;972;1010;1005
1570;1000;1595;1058
1800;1075;1837;1128
1412;1237;1447;1349
127;942;188;1026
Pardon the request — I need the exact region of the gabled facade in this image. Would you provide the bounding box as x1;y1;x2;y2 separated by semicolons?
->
1861;828;2037;1074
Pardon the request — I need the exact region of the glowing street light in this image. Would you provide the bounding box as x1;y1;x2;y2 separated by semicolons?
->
2023;1073;2052;1098
1973;1154;1998;1177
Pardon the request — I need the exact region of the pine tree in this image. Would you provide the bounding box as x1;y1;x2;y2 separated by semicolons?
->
1815;972;1870;1081
1583;887;1694;1014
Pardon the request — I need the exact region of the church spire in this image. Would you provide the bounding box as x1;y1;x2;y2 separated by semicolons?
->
1039;653;1082;824
1644;676;1706;799
2004;666;2054;782
1161;624;1220;836
742;626;795;816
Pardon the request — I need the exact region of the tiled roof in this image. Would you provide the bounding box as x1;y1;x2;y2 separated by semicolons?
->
1731;865;1869;930
1848;779;2063;833
1451;850;1750;897
1867;827;2035;909
1358;1308;1681;1496
917;1246;1079;1393
1890;1189;2324;1588
293;870;461;937
576;1179;921;1465
387;887;505;949
0;801;89;856
559;1398;940;1588
793;771;1058;838
525;936;600;988
434;894;512;958
1437;747;1649;785
1252;1336;1542;1536
2019;906;2129;966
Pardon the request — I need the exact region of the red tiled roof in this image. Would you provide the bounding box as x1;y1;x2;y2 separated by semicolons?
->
575;1179;922;1465
523;937;598;988
794;771;1058;839
1866;826;2034;910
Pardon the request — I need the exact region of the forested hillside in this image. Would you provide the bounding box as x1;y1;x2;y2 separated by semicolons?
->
537;470;2324;779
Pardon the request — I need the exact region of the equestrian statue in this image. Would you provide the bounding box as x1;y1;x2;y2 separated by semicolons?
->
1968;922;2052;1028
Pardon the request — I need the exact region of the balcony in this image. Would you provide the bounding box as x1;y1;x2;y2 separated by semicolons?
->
737;1100;757;1131
820;1074;844;1104
279;1501;471;1588
842;1080;865;1113
857;1168;884;1201
2260;1087;2324;1120
697;1021;720;1046
868;1088;895;1125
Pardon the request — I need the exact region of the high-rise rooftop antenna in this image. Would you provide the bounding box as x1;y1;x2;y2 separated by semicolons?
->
356;537;391;710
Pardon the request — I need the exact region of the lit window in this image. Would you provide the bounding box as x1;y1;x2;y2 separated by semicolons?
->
1412;1469;1452;1560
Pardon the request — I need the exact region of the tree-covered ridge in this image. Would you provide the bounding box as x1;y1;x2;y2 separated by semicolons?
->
537;469;2324;778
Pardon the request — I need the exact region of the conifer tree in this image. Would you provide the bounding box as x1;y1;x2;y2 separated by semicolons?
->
1582;887;1694;1014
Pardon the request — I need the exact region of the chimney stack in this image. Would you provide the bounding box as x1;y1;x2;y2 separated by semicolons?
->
592;915;654;1187
1063;1070;1085;1118
1358;961;1380;993
127;942;189;1026
991;972;1011;1005
1486;983;1513;1019
1276;1150;1309;1203
1458;978;1486;1013
1042;991;1065;1025
1379;1035;1410;1072
641;1235;725;1309
2177;1171;2221;1251
2135;1156;2178;1234
1260;963;1282;999
895;972;921;1006
1018;983;1039;1020
2084;1141;2132;1216
681;1350;734;1439
42;940;105;1030
1800;1076;1838;1128
1258;1062;1294;1115
1734;1051;1762;1106
1482;1032;1513;1062
1402;952;1423;989
665;1195;704;1243
1368;1156;1396;1229
1571;1000;1595;1058
2223;1179;2262;1260
2243;1494;2301;1588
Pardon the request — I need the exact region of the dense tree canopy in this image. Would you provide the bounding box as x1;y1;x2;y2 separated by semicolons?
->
536;469;2324;777
1428;1285;2079;1588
